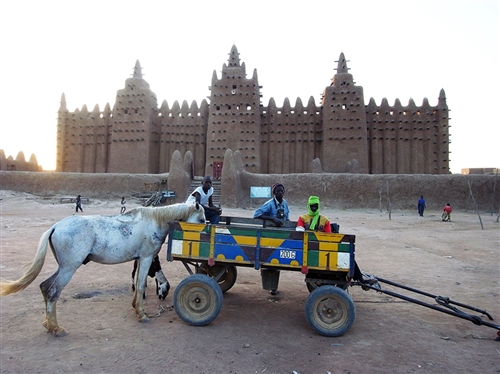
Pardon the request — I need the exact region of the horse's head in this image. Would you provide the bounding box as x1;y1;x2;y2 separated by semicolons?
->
187;202;206;223
156;278;170;300
153;266;170;300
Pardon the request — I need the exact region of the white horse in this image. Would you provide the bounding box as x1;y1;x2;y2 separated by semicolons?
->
0;202;205;337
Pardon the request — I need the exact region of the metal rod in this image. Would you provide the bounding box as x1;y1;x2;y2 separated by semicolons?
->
376;276;493;319
360;283;500;331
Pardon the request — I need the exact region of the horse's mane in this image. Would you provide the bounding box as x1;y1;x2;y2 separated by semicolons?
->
127;203;195;224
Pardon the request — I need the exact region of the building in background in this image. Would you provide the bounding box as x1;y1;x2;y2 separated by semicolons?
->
461;168;498;175
56;46;450;175
0;150;41;171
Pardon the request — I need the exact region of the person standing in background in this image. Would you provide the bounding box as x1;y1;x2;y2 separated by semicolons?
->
254;183;289;295
75;195;83;213
442;203;452;222
120;196;127;214
417;195;426;217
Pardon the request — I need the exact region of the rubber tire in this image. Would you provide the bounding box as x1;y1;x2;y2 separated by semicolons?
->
196;263;237;293
174;274;223;326
305;285;356;337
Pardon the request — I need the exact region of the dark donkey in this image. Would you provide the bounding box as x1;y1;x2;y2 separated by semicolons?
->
132;255;170;299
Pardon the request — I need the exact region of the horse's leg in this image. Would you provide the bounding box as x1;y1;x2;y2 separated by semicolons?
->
131;260;137;292
40;267;78;337
132;257;154;322
131;260;148;299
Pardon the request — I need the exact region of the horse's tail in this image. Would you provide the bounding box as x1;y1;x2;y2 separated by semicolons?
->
0;227;53;296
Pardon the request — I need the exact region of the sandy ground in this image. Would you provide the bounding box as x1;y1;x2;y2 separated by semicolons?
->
0;190;499;374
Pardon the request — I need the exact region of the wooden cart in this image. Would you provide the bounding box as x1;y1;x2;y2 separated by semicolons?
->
167;217;357;337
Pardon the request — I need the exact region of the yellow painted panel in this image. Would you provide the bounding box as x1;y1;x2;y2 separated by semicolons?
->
314;232;344;242
317;242;339;251
317;250;338;269
232;236;258;246
179;222;207;231
182;241;200;257
183;232;202;241
260;238;285;247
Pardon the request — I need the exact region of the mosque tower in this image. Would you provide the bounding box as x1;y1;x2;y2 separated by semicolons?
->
206;45;262;174
321;53;369;173
108;60;159;173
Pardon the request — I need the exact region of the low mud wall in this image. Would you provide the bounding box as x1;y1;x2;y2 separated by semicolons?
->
0;171;165;200
1;171;499;212
238;172;499;211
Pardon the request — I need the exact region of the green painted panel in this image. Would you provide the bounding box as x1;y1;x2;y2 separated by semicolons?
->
225;227;260;237
307;250;320;266
260;230;295;239
338;243;350;253
199;242;211;257
172;230;184;240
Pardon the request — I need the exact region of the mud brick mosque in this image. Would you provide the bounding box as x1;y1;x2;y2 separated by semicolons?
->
56;45;450;176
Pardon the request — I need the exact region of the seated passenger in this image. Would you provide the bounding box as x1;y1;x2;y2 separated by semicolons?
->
296;196;379;291
296;196;331;232
186;176;222;224
253;183;289;227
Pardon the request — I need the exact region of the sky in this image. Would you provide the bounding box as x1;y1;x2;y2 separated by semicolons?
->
0;0;498;173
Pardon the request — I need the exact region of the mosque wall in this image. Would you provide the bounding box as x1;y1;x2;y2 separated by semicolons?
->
55;46;450;176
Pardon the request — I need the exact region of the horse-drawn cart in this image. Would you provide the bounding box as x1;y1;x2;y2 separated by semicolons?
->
166;217;500;339
167;217;358;336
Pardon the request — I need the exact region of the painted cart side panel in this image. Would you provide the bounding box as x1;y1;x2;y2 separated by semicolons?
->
167;221;355;274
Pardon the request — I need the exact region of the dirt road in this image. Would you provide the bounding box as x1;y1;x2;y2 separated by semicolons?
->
1;191;499;373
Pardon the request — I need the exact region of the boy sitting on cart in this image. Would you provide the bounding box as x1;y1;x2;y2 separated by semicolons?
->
296;196;380;290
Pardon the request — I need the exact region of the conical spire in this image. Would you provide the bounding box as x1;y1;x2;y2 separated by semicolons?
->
228;45;240;67
439;88;446;100
59;93;67;111
335;52;349;73
438;88;448;108
133;60;143;78
29;153;38;164
16;151;26;162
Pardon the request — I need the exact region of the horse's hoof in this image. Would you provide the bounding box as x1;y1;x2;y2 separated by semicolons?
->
138;314;150;323
43;320;68;336
54;327;68;337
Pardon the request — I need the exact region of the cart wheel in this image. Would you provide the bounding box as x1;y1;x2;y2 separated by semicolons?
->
305;285;355;337
174;274;223;326
196;263;237;293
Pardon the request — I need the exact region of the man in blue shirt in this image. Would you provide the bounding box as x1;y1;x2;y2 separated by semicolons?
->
253;183;289;227
418;195;426;217
253;183;289;296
